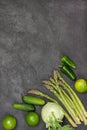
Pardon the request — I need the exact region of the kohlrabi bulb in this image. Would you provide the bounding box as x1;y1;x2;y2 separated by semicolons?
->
41;102;64;128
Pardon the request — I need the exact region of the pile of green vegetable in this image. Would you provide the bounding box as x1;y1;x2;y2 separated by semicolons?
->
2;95;45;130
13;95;45;127
2;55;87;130
28;70;87;127
28;55;87;129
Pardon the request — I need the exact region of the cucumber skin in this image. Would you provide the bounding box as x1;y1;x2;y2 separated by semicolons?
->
13;103;35;111
22;95;45;105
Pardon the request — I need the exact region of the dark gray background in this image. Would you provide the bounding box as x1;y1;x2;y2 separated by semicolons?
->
0;0;87;130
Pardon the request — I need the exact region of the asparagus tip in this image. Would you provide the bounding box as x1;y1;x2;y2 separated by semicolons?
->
27;89;42;95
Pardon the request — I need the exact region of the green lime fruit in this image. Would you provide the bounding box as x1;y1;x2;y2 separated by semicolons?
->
74;78;87;93
2;115;17;130
25;112;40;126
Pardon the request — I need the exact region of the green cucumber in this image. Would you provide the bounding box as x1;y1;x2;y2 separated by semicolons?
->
59;65;76;81
22;95;45;105
13;103;35;111
61;55;76;69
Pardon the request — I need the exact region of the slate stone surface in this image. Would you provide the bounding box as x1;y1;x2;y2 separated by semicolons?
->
0;0;87;130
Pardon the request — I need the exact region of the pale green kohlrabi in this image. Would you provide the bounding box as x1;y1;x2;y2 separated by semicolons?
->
41;102;64;129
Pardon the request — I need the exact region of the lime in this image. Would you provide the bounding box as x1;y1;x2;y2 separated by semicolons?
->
74;78;87;93
2;115;17;130
25;112;40;126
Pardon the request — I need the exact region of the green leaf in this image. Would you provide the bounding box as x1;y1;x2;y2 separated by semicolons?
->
58;125;74;130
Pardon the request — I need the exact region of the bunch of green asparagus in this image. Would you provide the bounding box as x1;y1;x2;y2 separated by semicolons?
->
28;70;87;127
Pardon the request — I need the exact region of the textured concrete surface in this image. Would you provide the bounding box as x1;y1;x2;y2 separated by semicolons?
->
0;0;87;130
